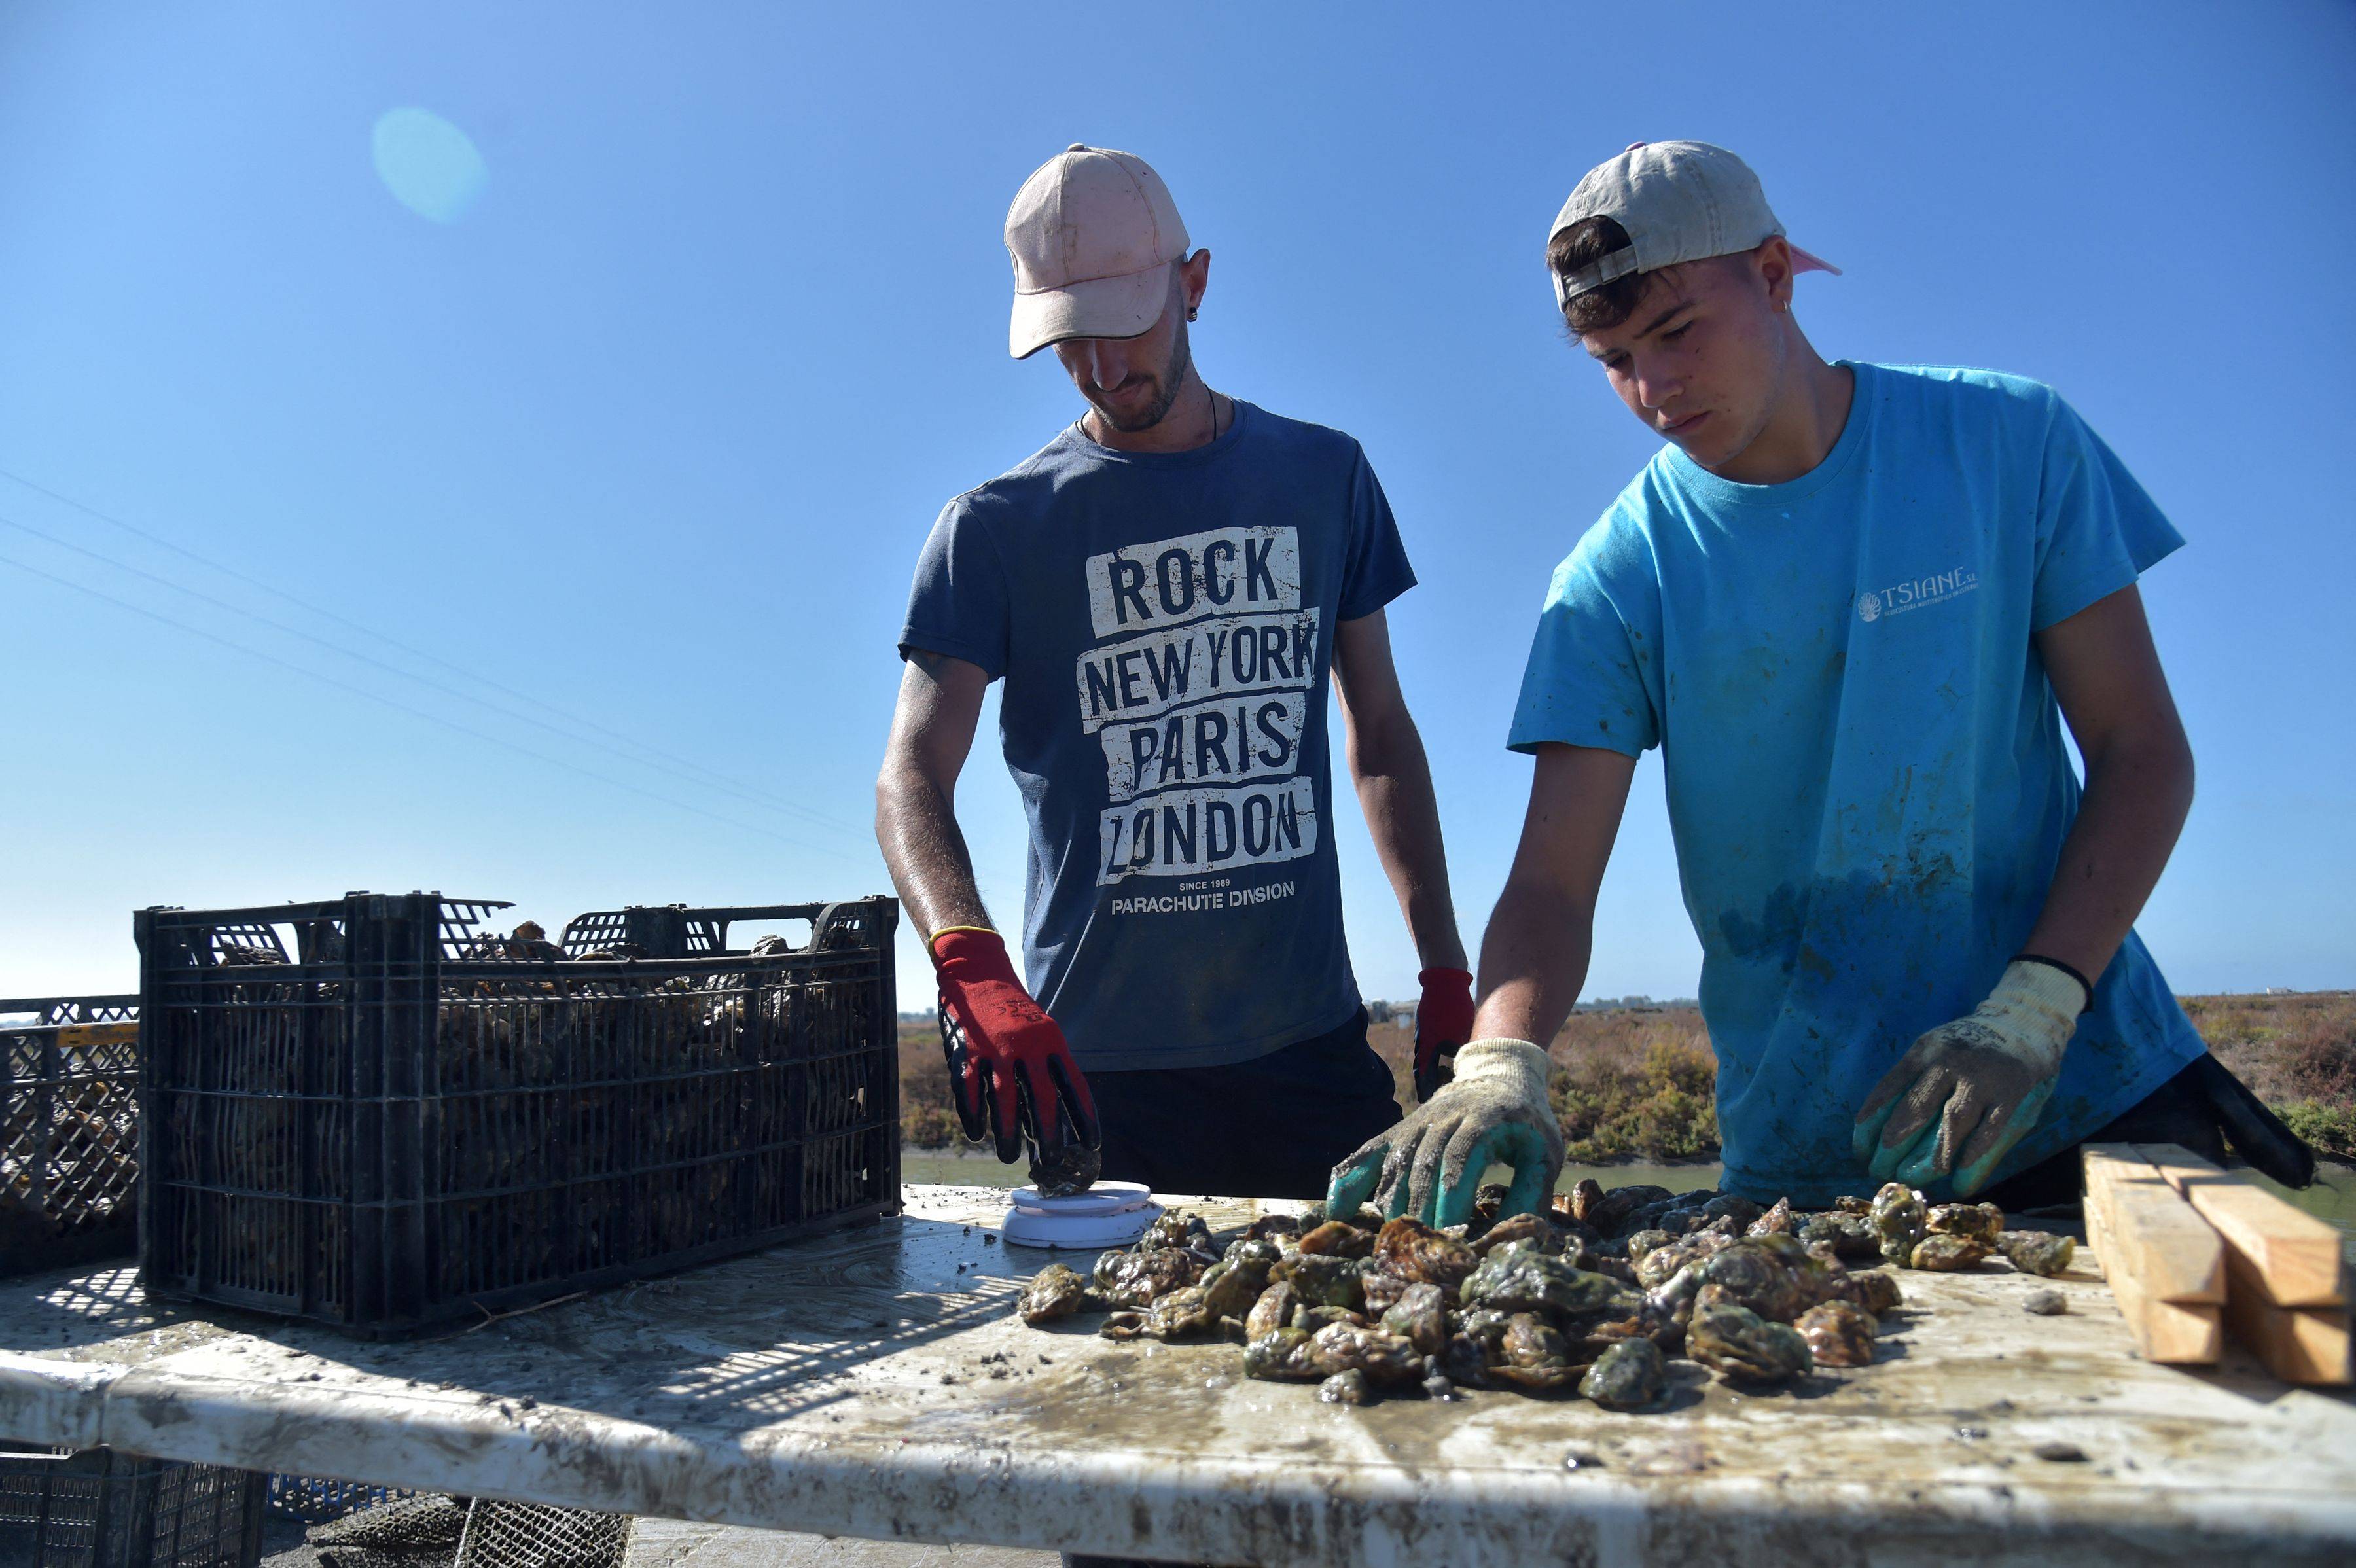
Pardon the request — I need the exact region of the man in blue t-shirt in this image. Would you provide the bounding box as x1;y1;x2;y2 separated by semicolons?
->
879;145;1478;1202
1334;140;2310;1224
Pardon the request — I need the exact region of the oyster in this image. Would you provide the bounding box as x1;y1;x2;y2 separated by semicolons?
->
1273;1253;1366;1311
1844;1268;1904;1316
1244;1213;1300;1242
1745;1196;1796;1236
1687;1238;1814;1323
1473;1211;1565;1258
1245;1281;1296;1341
1359;1266;1415;1318
1378;1281;1450;1356
1585;1184;1675;1237
1243;1327;1323;1381
1700;1193;1766;1228
1374;1217;1480;1286
1297;1219;1378;1258
1026;1139;1101;1198
1909;1234;1991;1272
1794;1300;1878;1367
1197;1259;1262;1324
1925;1202;2005;1245
1997;1230;2077;1277
1217;1238;1283;1294
1293;1304;1369;1334
1687;1301;1813;1384
1318;1370;1370;1405
1800;1210;1884;1261
1871;1183;1928;1267
1093;1245;1201;1307
1144;1285;1223;1339
1831;1194;1872;1216
1440;1332;1488;1387
1623;1228;1677;1265
1461;1241;1643;1319
1485;1313;1580;1389
1579;1338;1667;1410
1308;1323;1424;1385
1635;1232;1730;1290
1099;1310;1150;1340
1565;1178;1607;1224
1017;1263;1095;1325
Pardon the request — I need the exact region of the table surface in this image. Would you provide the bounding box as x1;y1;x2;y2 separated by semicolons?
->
3;1184;2353;1568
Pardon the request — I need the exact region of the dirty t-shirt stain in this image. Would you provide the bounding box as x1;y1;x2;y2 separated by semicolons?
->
1508;362;2205;1203
901;401;1415;1071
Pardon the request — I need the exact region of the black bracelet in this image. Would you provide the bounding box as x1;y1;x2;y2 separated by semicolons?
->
2010;953;2094;1012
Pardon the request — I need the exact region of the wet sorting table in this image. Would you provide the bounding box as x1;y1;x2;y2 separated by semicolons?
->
2;1183;2353;1567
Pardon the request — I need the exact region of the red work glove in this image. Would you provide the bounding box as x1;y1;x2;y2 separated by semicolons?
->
1412;967;1477;1103
931;927;1100;1164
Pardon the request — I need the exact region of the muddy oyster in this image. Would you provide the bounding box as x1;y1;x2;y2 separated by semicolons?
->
1471;1211;1564;1258
1800;1209;1884;1260
1745;1196;1796;1236
1579;1337;1668;1410
1243;1327;1324;1381
1245;1281;1297;1341
1623;1228;1677;1266
1635;1232;1731;1290
1687;1300;1813;1384
1925;1202;2005;1245
1794;1300;1878;1367
1143;1285;1224;1339
1309;1323;1424;1386
1484;1313;1580;1390
1272;1252;1366;1311
1909;1233;1991;1272
1461;1241;1642;1319
1378;1281;1450;1356
1839;1268;1905;1316
1017;1263;1095;1325
1685;1238;1815;1323
1297;1219;1378;1258
1584;1184;1675;1237
1094;1245;1202;1308
1997;1230;2077;1277
1374;1216;1480;1286
1026;1139;1102;1198
1871;1183;1929;1267
1318;1369;1370;1404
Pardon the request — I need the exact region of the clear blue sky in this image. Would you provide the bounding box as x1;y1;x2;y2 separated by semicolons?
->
3;3;2351;1005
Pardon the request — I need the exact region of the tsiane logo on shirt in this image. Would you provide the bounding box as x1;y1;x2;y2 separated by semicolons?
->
1857;565;1979;624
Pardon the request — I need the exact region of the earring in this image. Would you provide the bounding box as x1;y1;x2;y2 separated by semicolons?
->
1187;308;1199;321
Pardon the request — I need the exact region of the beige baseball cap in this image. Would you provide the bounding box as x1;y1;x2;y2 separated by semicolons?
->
1548;140;1838;310
1005;144;1190;359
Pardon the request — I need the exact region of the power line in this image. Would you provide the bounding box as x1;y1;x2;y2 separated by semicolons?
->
0;506;853;837
0;465;863;836
0;547;855;860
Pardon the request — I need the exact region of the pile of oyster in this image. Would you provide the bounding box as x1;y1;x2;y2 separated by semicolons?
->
1016;1180;2076;1408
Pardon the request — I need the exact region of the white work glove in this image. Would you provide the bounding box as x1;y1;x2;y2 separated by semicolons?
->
1327;1039;1565;1228
1853;959;2088;1196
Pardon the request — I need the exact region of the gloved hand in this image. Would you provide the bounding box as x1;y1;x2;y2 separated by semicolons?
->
1852;958;2088;1195
1412;967;1477;1102
931;927;1099;1165
1327;1038;1564;1228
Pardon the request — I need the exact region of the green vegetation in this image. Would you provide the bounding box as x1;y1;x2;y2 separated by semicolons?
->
899;992;2356;1164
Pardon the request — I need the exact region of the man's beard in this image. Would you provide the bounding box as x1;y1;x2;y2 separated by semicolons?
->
1089;330;1192;433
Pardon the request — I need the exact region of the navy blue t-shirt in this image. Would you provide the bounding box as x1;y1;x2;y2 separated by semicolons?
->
901;401;1416;1071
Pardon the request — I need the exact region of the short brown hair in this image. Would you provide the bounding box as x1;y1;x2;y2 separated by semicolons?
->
1547;215;1650;334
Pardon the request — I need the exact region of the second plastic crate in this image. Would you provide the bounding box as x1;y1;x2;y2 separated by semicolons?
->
134;891;899;1336
3;996;142;1278
0;1446;264;1568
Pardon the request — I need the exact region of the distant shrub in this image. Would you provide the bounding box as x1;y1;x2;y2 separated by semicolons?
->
2279;1101;2356;1162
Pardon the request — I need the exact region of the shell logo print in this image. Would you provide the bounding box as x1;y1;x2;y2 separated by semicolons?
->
1856;565;1979;624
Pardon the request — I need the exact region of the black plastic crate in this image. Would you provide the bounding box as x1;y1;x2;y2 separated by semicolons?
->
4;997;143;1277
261;1474;408;1525
135;891;899;1336
0;1446;264;1568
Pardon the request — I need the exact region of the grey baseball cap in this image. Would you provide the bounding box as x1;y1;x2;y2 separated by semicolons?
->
1548;140;1838;310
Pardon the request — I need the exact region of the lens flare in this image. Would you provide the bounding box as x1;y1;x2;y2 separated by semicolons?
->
370;107;488;223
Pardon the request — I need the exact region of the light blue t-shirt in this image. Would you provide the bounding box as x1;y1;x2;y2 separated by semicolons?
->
1509;363;2207;1205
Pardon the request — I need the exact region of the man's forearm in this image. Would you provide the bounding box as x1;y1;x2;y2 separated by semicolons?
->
1472;876;1594;1047
874;767;993;942
1348;715;1467;972
2018;732;2194;984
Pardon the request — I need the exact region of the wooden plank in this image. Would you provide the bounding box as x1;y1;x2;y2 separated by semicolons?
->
2081;1144;2226;1303
2133;1143;2347;1308
2086;1193;2223;1363
2221;1249;2353;1385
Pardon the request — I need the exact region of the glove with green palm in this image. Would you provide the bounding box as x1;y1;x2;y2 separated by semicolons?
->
1327;1038;1564;1228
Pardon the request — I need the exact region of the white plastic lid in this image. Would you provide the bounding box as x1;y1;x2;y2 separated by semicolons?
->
1000;1181;1161;1250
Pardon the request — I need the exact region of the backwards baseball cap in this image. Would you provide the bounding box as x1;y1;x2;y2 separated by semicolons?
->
1005;144;1190;359
1547;140;1838;312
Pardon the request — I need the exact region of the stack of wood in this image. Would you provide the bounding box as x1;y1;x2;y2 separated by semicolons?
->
2081;1142;2349;1384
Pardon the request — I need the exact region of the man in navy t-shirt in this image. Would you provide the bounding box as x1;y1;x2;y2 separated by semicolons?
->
1336;140;2311;1224
879;145;1478;1200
